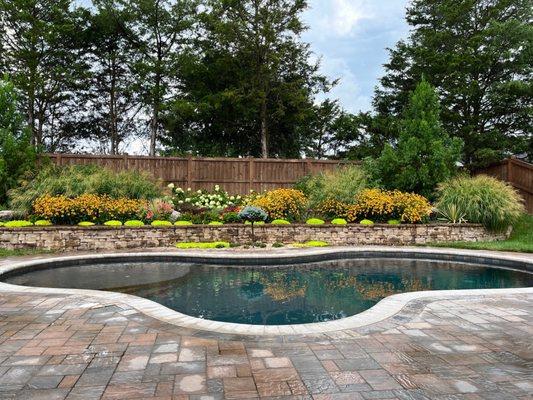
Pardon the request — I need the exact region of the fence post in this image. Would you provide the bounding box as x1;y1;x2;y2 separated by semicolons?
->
123;154;128;170
248;157;254;192
187;155;193;189
507;159;513;183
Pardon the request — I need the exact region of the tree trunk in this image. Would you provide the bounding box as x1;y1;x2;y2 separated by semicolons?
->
260;98;268;158
150;102;158;156
110;57;118;154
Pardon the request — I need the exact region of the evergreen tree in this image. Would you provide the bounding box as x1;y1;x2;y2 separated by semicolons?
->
162;0;331;158
0;0;89;150
372;0;532;168
124;0;198;156
0;77;37;205
371;80;463;198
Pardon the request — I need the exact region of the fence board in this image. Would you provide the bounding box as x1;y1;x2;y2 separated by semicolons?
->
476;158;533;214
47;154;357;195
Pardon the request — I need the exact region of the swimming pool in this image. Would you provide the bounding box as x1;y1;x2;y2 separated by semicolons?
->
5;256;532;325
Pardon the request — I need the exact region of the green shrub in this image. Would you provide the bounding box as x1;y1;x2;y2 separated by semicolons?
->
8;164;161;213
221;211;241;224
124;220;145;227
4;220;33;227
292;240;329;248
360;219;374;225
271;219;290;225
208;221;224;225
272;242;285;247
295;165;368;208
0;222;4;227
368;80;462;199
78;221;95;227
174;220;193;226
34;220;52;226
176;241;231;249
104;220;122;227
331;218;347;225
0;77;39;206
151;220;172;227
435;175;525;231
306;218;325;225
387;219;401;225
244;220;265;225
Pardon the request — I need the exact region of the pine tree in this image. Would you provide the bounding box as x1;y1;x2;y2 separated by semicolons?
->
371;80;463;198
372;0;532;168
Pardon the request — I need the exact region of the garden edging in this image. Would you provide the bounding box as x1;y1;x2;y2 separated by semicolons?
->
0;223;506;251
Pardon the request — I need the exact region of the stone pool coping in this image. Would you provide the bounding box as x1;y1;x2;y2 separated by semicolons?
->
0;246;531;336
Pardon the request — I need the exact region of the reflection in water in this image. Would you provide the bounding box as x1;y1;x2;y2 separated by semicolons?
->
4;258;532;325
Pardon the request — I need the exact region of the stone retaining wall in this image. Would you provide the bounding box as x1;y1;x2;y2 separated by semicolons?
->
0;224;506;252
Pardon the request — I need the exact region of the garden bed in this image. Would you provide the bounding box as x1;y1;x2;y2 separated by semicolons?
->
0;223;506;252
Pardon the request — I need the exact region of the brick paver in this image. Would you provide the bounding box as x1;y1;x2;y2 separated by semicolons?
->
0;290;531;399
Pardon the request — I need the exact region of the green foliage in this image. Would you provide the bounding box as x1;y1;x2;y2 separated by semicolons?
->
331;218;347;225
176;241;230;249
436;203;467;224
9;165;161;213
174;220;193;226
435;175;525;231
150;220;172;227
245;221;265;226
295;165;368;209
306;218;325;225
221;211;241;224
208;221;224;226
238;206;268;223
271;219;291;225
78;221;95;227
4;220;33;227
429;214;533;253
291;240;329;248
0;77;38;206
34;220;52;226
360;219;374;225
370;80;462;198
373;0;532;167
272;242;285;248
124;220;145;227
104;220;122;227
387;219;401;225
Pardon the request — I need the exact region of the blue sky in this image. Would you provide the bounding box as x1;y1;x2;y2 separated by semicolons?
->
303;0;410;113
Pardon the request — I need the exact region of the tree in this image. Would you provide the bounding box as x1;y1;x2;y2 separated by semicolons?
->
124;0;198;156
0;77;38;205
303;100;359;159
162;0;331;158
372;0;532;169
0;0;89;150
79;0;140;154
370;80;463;199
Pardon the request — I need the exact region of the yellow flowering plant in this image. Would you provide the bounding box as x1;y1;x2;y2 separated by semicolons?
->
251;189;307;221
33;194;146;224
346;188;431;223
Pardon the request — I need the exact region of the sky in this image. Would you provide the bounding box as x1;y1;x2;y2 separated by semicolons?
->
303;0;410;113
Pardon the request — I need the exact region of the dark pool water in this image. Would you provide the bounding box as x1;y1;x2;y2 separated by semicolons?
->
4;258;532;325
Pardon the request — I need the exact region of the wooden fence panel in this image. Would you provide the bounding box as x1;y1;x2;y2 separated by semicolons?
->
47;154;356;195
476;158;533;214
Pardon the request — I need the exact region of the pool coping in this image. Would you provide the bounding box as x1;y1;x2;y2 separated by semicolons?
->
0;247;531;336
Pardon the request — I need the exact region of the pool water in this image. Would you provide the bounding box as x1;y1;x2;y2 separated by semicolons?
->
5;258;532;325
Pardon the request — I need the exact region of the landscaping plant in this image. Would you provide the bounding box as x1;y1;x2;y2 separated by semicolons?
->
251;188;307;221
9;165;161;213
435;175;525;231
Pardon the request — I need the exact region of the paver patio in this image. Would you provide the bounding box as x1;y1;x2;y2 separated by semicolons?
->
0;288;531;399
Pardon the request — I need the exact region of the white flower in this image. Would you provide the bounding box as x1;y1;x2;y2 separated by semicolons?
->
185;198;190;202
167;183;175;189
214;185;220;191
178;200;184;204
187;187;192;191
197;190;202;194
236;195;241;199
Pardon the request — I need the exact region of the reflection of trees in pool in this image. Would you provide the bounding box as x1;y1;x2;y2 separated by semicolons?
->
259;272;307;302
325;273;431;300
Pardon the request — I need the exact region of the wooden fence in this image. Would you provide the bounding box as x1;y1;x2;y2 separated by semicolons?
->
47;154;356;194
476;158;533;214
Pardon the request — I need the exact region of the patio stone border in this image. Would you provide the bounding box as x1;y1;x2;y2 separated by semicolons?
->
0;247;531;336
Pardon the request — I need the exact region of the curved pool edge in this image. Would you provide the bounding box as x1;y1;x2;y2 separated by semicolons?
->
0;246;531;336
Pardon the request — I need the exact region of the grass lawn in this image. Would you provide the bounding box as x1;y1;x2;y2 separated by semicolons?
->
0;248;53;258
429;214;533;253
